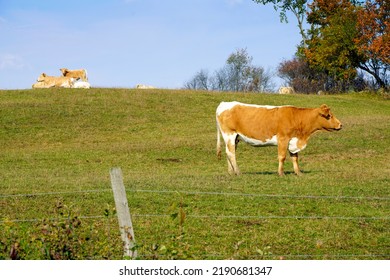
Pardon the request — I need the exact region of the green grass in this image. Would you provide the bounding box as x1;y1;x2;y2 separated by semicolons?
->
0;88;389;259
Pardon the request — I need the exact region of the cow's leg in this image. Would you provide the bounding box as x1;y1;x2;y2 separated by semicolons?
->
277;138;289;176
225;134;240;175
290;152;302;176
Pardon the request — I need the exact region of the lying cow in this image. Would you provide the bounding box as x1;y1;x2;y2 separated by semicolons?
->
32;81;55;88
136;84;155;89
36;73;74;88
279;86;295;94
72;80;91;89
60;68;88;81
216;101;342;176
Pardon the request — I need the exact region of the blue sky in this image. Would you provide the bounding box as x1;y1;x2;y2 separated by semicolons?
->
0;0;302;90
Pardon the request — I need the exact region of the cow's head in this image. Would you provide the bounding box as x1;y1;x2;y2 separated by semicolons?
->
318;104;342;131
37;73;47;82
59;68;69;76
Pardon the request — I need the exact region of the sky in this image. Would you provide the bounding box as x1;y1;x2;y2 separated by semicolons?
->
0;0;302;90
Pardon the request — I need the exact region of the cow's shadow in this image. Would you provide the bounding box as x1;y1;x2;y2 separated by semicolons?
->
243;170;313;176
243;171;276;175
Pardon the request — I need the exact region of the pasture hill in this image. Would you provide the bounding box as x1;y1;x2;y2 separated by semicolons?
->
0;88;389;260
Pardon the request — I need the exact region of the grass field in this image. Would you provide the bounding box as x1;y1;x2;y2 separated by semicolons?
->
0;88;389;259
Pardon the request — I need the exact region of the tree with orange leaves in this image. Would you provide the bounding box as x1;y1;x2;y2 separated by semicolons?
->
355;0;389;88
253;0;389;90
305;0;388;89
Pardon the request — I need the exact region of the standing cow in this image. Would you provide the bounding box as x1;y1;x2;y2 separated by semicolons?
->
60;68;88;82
216;101;342;176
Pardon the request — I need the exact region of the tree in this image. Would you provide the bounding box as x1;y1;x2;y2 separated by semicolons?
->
225;48;253;91
244;66;275;92
305;0;389;89
278;56;368;94
254;0;388;91
183;69;210;91
252;0;309;43
210;67;230;91
305;0;362;83
184;48;274;92
278;57;326;93
355;0;390;88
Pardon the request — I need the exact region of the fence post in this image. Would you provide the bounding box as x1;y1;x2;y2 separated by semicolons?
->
110;167;137;259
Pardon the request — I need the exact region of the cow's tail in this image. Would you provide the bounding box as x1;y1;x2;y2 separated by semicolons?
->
216;117;222;160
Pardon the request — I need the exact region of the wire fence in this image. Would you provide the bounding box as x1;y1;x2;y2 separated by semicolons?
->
1;186;389;259
1;188;390;224
2;187;390;200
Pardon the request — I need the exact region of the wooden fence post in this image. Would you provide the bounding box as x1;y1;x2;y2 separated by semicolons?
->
110;167;137;259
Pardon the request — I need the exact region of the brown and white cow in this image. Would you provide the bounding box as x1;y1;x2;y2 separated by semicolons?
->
216;101;342;176
60;68;88;81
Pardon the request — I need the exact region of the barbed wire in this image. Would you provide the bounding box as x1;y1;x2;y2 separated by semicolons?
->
131;189;390;201
1;188;389;201
0;188;390;259
0;189;112;198
2;212;389;225
135;214;390;220
135;252;390;260
2;187;388;224
0;215;108;224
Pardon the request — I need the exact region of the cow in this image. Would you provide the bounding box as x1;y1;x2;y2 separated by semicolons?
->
60;68;88;82
216;101;342;176
72;80;91;89
279;86;295;94
36;73;75;88
136;84;155;89
32;81;55;88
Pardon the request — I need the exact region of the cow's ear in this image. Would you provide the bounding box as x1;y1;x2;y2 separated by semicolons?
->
319;104;330;116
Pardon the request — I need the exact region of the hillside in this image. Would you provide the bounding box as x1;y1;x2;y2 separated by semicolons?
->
0;88;389;259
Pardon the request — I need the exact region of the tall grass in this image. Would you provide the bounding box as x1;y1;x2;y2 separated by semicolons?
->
0;88;389;259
